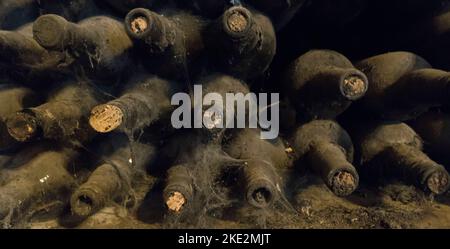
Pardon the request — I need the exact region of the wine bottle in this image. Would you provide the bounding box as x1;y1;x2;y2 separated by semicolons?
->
206;6;276;79
283;49;368;120
409;109;450;164
395;10;450;70
350;121;450;195
6;81;103;143
0;84;40;151
355;51;450;121
124;8;207;80
71;133;157;217
161;132;204;214
223;128;291;208
89;74;179;134
161;131;235;214
163;164;194;214
32;14;133;82
0;146;80;223
0;0;39;30
0;142;50;185
291;120;359;196
197;74;250;140
0;23;67;83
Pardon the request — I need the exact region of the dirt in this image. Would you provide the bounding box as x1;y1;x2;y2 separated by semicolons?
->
22;174;450;229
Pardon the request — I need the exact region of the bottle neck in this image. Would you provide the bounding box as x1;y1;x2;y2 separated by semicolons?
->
305;67;369;101
220;7;261;52
33;15;99;55
307;141;358;196
126;9;176;53
378;143;449;194
0;30;46;65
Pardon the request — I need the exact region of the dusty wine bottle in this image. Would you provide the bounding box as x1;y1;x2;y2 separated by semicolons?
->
0;23;67;83
350;121;450;195
291;120;359;196
163;164;194;213
89;74;179;134
206;6;276;79
161;131;236;214
396;10;450;70
0;84;40;151
223;128;291;208
161;132;206;214
6;81;103;143
0;0;39;30
0;142;51;185
124;8;206;80
283;50;369;120
409;110;450;164
0;146;80;223
197;74;250;140
71;133;156;217
355;51;450;121
32;14;133;82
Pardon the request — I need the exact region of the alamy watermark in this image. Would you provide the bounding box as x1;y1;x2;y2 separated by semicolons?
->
171;85;280;139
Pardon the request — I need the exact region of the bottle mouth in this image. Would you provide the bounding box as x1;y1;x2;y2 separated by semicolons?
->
330;169;359;197
426;170;450;195
340;73;369;101
246;179;277;208
222;6;253;38
89;104;124;133
125;8;154;39
33;14;69;50
71;189;100;217
6;112;38;142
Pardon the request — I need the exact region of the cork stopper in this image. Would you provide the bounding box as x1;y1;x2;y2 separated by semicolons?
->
6;112;38;142
166;191;186;213
341;74;368;100
331;171;358;196
125;8;155;39
89;104;124;133
227;11;248;33
427;170;449;195
130;16;149;35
